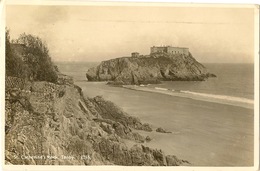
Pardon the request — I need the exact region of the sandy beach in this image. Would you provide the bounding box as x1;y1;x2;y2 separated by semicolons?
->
123;85;254;109
76;81;254;166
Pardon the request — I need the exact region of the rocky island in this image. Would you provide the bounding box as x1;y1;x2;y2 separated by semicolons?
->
86;46;216;85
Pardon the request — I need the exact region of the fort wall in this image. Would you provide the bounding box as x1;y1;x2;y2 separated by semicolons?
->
150;46;189;56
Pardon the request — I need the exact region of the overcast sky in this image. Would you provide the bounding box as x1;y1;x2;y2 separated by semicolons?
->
6;5;255;63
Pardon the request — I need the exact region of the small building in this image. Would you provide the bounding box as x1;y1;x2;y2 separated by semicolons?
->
131;52;140;58
150;46;189;56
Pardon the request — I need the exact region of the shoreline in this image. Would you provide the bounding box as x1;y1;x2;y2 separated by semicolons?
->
121;84;254;110
76;81;254;166
5;76;191;166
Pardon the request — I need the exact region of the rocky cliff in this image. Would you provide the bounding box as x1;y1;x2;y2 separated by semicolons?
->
5;76;190;166
86;52;216;85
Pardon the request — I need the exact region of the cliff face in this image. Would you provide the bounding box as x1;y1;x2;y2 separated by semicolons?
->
5;76;189;166
86;52;216;85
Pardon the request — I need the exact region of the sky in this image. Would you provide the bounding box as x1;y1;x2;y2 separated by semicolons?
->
6;4;256;63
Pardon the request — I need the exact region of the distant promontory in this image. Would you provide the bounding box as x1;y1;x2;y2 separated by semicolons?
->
86;46;216;85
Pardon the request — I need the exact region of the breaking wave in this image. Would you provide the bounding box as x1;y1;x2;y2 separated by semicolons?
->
123;85;254;108
179;90;254;104
155;87;168;91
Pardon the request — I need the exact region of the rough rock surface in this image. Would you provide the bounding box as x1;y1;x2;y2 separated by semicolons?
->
88;96;152;132
5;76;190;166
86;52;216;85
156;127;172;134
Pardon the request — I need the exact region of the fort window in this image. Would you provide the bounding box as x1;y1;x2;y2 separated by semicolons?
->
150;46;189;56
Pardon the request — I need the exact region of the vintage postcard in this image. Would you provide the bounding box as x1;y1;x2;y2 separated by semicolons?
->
1;0;259;171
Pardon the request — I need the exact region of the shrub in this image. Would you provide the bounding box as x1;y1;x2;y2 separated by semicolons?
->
6;29;58;83
5;29;27;78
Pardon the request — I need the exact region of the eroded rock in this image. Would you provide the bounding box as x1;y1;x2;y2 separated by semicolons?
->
156;127;172;133
5;77;189;166
86;53;216;85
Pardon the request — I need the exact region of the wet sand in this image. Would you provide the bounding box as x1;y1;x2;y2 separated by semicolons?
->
76;81;254;166
123;85;254;109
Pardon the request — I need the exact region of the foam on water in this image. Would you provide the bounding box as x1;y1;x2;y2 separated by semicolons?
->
155;87;168;91
180;90;254;104
123;85;254;109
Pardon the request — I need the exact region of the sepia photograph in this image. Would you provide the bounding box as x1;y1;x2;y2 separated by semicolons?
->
2;1;259;170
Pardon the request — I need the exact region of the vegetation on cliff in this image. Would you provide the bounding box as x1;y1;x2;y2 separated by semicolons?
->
5;29;58;83
5;30;25;78
86;52;216;85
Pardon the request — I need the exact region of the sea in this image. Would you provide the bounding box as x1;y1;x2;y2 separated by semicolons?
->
55;61;254;166
56;62;254;104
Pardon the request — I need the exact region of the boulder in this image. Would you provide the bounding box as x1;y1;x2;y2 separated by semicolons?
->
156;127;172;133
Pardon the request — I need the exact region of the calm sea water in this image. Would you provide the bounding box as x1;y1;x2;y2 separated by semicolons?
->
56;62;254;101
55;61;254;166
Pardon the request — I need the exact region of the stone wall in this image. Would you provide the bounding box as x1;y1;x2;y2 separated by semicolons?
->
150;47;167;53
166;47;189;55
150;46;189;56
5;76;26;90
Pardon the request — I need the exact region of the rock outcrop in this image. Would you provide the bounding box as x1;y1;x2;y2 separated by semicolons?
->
86;52;216;85
156;127;172;134
5;76;190;166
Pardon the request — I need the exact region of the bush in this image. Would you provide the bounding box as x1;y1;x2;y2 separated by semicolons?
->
5;29;27;78
6;30;58;83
